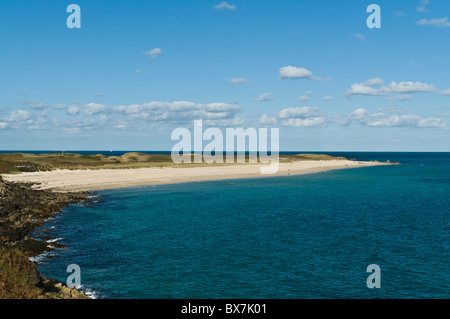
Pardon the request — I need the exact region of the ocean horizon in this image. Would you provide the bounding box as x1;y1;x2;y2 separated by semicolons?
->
28;152;449;299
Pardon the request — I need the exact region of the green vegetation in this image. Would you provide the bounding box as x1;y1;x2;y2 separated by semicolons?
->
279;153;347;162
0;152;347;174
0;248;43;299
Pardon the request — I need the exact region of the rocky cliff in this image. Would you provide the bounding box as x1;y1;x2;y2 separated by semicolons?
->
0;175;89;299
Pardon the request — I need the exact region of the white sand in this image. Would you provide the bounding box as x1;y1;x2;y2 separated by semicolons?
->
2;160;389;192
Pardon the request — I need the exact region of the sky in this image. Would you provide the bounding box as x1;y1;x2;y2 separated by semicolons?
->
0;0;449;151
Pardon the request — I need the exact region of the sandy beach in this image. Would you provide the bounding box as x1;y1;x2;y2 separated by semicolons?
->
2;160;390;192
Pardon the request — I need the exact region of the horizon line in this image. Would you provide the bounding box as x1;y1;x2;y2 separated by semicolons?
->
1;150;449;153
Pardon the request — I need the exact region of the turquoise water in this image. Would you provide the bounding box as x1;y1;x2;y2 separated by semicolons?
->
35;153;449;299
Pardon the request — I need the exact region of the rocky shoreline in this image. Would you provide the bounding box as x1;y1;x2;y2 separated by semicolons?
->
0;175;90;299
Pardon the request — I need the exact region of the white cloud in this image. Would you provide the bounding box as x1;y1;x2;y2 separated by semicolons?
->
416;0;430;12
279;65;329;81
347;83;384;96
83;103;109;116
299;91;313;101
279;65;313;79
364;77;384;86
298;95;309;102
323;96;333;101
388;81;436;93
228;78;249;84
9;110;32;122
312;76;331;82
440;89;450;96
352;33;366;41
111;101;242;125
259;114;277;125
260;106;447;129
27;124;47;131
6;98;447;134
347;78;437;97
416;6;427;12
345;108;446;128
417;17;450;27
143;48;162;58
254;93;274;102
213;1;236;11
260;106;327;127
278;107;320;119
93;93;104;97
39;109;51;118
27;102;47;109
68;106;80;116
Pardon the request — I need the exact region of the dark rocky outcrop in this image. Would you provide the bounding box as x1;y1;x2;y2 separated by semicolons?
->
0;175;89;299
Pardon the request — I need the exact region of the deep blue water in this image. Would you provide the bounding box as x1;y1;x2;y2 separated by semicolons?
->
32;152;449;299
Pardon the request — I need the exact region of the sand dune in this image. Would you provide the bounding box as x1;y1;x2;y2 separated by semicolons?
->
2;160;390;192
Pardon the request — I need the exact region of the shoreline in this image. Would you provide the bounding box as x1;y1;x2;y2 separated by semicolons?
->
2;160;393;193
0;176;90;299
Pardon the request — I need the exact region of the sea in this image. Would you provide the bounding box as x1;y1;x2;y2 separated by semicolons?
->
22;152;449;299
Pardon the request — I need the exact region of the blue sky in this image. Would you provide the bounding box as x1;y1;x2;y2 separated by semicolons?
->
0;0;449;151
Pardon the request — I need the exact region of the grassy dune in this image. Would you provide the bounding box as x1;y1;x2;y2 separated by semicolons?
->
0;152;347;174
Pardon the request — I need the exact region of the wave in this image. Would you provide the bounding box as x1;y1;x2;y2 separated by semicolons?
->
46;237;63;243
28;251;54;264
77;285;100;299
